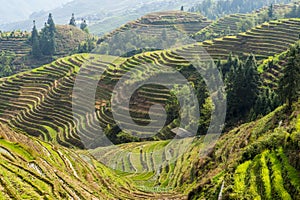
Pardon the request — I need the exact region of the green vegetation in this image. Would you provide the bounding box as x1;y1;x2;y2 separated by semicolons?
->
31;13;56;57
0;2;299;199
96;11;211;57
0;50;17;77
278;42;300;108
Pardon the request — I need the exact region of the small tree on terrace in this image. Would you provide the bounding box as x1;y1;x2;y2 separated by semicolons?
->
69;13;76;26
80;19;88;33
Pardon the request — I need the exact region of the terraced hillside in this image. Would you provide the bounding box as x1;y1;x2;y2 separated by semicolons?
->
0;10;299;200
188;102;300;199
89;96;300;199
193;3;297;42
191;18;300;60
259;50;287;89
99;11;211;42
0;16;299;148
0;123;184;199
0;32;31;71
194;13;248;41
0;38;30;57
0;25;88;76
0;52;181;147
0;78;298;199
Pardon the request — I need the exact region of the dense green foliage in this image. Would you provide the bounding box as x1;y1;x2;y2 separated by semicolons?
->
278;42;300;108
75;37;97;53
96;30;184;57
31;21;41;58
225;55;260;123
0;50;16;77
31;13;56;58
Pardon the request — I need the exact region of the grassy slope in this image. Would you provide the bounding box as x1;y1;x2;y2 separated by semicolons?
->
0;123;185;199
97;100;299;199
0;92;298;199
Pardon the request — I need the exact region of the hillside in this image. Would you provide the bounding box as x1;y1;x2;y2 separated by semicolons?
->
54;25;89;56
0;3;299;199
99;11;210;43
0;82;298;199
195;18;300;60
193;2;296;42
0;16;298;148
0;123;184;199
0;25;88;77
89;100;300;199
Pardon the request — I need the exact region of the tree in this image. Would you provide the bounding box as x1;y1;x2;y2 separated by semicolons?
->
47;13;56;55
268;4;274;19
278;45;300;109
31;20;41;58
225;54;260;123
40;13;56;56
69;13;76;26
243;54;260;110
80;19;88;33
198;97;213;135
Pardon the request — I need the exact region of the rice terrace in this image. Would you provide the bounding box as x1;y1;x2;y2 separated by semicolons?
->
0;0;299;199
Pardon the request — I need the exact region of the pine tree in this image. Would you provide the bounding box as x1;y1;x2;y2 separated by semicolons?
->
40;22;48;55
225;55;260;122
40;13;56;56
268;4;274;19
243;54;260;112
69;13;76;26
31;20;41;58
278;45;300;109
47;13;56;56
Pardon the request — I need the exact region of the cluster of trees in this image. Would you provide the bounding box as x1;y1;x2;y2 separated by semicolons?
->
222;55;261;123
285;4;300;18
216;54;281;126
0;31;29;39
76;37;97;53
31;13;89;58
96;30;187;57
189;0;291;19
278;42;300;109
31;14;56;58
69;13;89;33
0;51;16;77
